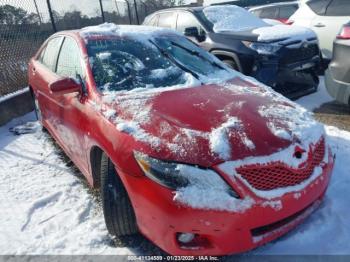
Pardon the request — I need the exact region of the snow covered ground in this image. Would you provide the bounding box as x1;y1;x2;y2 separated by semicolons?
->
0;80;349;255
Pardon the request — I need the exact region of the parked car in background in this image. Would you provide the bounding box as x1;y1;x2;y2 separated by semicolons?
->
28;23;334;256
249;1;299;24
144;5;321;99
325;22;350;105
289;0;350;60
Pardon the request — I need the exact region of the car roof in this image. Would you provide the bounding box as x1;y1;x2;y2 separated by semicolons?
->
249;1;299;11
151;6;205;14
51;24;181;41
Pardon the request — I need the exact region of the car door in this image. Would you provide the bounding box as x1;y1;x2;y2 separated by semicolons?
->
176;11;206;45
31;36;64;132
53;36;90;173
310;0;350;59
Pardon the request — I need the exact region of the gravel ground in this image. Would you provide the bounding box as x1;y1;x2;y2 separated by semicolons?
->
314;101;350;132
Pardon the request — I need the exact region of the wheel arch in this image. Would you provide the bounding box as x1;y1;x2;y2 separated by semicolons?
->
210;50;243;72
89;145;104;188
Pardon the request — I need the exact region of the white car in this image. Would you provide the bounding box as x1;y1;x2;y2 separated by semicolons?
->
289;0;350;60
249;1;299;24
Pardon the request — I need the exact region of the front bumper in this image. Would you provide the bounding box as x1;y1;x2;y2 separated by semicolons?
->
252;54;320;100
119;149;335;256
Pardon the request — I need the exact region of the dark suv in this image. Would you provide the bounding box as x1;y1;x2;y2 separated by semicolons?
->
143;5;321;99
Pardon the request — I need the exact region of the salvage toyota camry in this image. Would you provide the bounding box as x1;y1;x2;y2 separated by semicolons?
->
28;24;334;255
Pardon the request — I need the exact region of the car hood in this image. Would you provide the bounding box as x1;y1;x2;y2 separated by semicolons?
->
213;24;317;44
105;77;323;167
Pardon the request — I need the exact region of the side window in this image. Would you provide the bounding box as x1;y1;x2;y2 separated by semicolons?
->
56;37;83;78
251;9;262;17
307;0;332;15
41;37;63;71
260;7;278;19
279;5;298;18
176;12;203;34
144;15;158;26
148;15;159;26
326;0;350;16
38;46;47;63
158;12;176;28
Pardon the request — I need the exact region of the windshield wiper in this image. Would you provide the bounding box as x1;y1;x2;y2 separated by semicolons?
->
169;41;227;71
149;40;201;81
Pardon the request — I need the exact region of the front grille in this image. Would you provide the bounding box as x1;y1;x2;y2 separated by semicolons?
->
280;44;319;65
236;138;325;191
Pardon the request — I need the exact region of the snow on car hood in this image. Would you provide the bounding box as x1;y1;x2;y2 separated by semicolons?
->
252;24;316;43
99;76;325;168
203;5;316;44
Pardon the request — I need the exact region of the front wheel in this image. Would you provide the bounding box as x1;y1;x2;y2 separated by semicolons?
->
100;153;138;236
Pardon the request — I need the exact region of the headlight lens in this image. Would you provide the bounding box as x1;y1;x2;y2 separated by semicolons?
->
243;41;282;55
134;151;189;189
134;151;239;198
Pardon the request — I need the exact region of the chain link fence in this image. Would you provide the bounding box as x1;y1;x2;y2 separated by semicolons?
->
0;0;182;97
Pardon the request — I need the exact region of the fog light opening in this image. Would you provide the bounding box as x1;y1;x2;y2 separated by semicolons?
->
176;233;211;249
178;233;195;244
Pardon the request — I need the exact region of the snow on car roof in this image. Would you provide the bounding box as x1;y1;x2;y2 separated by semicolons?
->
79;23;181;41
203;5;268;33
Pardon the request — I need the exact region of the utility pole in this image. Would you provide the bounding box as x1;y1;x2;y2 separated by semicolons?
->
99;0;106;23
132;0;140;25
33;0;42;24
46;0;57;32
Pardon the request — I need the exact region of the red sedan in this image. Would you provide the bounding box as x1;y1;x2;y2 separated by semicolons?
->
28;23;334;256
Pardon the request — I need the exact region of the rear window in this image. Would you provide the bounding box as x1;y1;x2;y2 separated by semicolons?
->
260;7;278;19
307;0;331;15
279;5;298;19
326;0;350;16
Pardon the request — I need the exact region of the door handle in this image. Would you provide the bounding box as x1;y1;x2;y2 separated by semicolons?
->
314;23;325;28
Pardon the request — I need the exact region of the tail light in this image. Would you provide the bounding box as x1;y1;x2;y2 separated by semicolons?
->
337;24;350;39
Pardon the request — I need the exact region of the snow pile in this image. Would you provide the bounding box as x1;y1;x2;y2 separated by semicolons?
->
253;24;316;42
258;102;325;143
203;5;268;33
9;121;41;135
209;117;254;160
173;164;254;212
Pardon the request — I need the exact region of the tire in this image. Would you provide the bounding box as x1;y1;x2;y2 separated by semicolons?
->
100;153;138;236
222;59;239;71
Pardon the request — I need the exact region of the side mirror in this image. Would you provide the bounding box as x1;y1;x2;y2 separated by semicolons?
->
49;77;81;96
184;27;206;42
184;27;200;38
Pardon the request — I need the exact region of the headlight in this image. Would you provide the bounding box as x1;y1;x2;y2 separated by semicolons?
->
242;41;282;55
134;151;189;189
134;151;239;198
